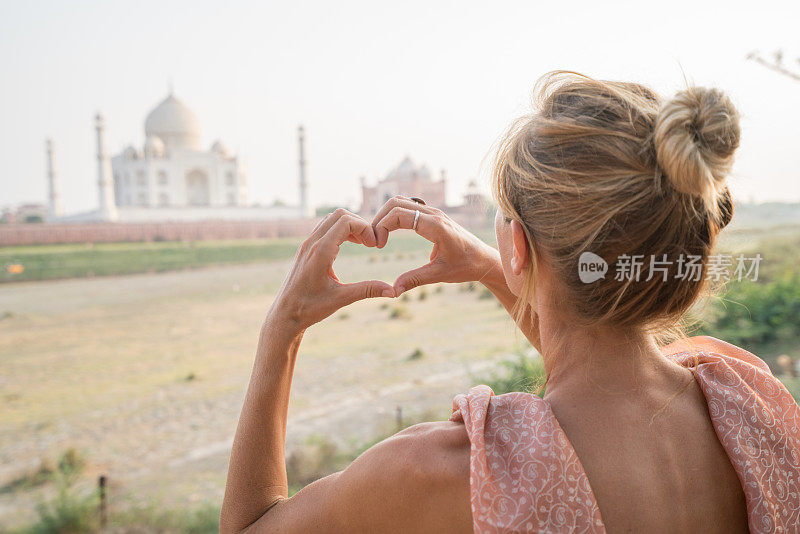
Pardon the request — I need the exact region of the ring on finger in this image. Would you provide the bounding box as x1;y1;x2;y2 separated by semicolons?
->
412;210;420;231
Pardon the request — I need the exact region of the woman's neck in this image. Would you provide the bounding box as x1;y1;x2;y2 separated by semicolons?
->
537;309;675;399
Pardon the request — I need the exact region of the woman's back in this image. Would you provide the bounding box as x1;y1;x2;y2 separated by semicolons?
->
451;337;799;533
547;350;748;532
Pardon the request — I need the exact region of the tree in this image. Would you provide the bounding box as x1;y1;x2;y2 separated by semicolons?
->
747;49;800;82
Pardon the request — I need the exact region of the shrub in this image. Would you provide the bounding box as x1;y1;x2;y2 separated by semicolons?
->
0;461;54;494
389;306;410;320
18;449;95;534
286;435;346;492
407;348;424;361
29;485;98;534
478;288;494;300
701;272;800;349
478;346;546;395
2;448;85;495
56;449;85;481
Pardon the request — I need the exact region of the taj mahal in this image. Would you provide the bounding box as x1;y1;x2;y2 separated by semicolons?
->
114;93;245;209
23;91;490;239
49;92;310;223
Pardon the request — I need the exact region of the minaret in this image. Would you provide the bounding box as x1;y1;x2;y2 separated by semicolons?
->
95;113;118;221
45;138;62;221
298;125;310;217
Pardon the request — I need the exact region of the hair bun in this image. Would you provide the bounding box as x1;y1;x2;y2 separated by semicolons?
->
654;86;741;221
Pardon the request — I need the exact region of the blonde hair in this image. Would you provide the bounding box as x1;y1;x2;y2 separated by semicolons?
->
493;70;740;337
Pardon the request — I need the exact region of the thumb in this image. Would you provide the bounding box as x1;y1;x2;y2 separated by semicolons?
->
394;264;442;295
338;279;395;306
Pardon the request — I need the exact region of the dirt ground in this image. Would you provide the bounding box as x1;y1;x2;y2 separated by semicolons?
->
0;249;524;526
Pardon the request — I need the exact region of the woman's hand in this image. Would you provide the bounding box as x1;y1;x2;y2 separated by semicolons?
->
371;197;503;295
269;208;394;331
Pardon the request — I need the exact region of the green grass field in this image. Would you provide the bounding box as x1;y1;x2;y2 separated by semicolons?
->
0;225;499;284
0;234;441;283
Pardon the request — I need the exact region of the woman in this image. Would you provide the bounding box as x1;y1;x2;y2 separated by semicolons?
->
221;71;800;533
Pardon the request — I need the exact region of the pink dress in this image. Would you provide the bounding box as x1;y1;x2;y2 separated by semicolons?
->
450;336;800;533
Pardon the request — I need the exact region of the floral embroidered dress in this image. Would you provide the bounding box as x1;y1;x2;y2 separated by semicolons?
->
450;336;800;533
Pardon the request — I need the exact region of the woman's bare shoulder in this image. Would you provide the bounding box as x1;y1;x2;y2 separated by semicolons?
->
261;421;473;533
331;421;473;532
386;420;472;471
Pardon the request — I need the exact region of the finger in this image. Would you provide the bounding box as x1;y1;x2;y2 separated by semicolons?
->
393;263;445;295
316;214;377;264
305;215;377;280
338;279;395;305
374;206;441;248
308;208;358;244
371;197;439;246
370;196;411;227
296;214;331;256
345;234;364;245
306;212;332;243
309;214;329;235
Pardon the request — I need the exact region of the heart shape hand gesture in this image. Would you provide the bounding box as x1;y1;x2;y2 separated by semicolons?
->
267;198;503;331
371;197;501;295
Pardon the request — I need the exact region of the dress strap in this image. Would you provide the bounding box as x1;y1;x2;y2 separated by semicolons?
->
451;385;605;533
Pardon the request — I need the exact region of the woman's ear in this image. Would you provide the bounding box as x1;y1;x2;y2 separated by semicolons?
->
510;220;530;275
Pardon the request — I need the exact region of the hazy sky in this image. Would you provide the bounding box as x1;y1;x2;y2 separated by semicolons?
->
1;0;799;214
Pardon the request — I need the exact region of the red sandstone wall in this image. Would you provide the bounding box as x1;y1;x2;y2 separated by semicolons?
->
0;219;321;246
0;211;492;247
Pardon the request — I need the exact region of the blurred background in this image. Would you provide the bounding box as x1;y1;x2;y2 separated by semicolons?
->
1;0;799;531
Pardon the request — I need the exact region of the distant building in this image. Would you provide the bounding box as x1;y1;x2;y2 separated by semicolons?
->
448;179;487;213
358;156;491;229
47;93;310;223
112;93;245;209
359;156;446;216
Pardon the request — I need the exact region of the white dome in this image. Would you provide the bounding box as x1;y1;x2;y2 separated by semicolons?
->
144;94;201;150
144;135;165;158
